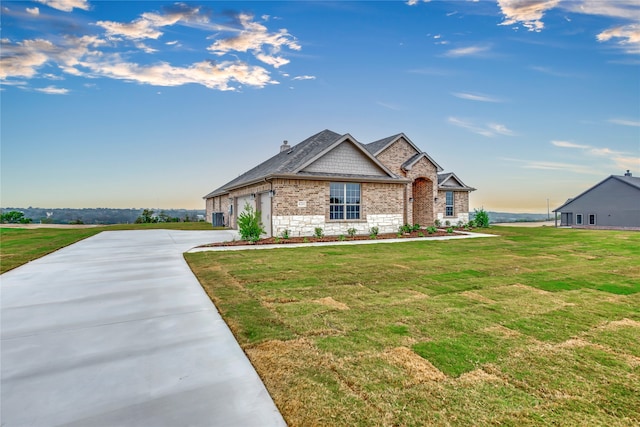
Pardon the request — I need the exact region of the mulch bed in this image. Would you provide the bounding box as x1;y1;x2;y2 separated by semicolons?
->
202;228;465;247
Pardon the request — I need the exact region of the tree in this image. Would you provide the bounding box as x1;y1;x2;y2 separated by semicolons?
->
135;209;157;224
1;211;32;224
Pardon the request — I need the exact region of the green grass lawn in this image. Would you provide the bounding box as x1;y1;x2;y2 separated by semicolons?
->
0;222;215;274
186;227;640;426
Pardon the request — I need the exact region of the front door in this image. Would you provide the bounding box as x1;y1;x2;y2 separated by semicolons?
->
260;193;272;237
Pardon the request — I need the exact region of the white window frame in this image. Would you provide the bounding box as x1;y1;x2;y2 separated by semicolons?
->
588;214;596;225
576;214;583;225
445;191;454;217
330;182;361;220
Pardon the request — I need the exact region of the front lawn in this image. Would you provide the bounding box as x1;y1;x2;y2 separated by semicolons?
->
186;227;640;426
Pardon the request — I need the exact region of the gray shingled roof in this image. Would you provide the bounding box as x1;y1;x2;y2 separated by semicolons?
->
365;134;403;155
554;174;640;211
204;129;343;198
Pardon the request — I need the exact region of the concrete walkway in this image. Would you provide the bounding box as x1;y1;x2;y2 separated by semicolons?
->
1;230;286;427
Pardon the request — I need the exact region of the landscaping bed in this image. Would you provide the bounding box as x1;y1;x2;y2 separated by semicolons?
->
201;228;460;247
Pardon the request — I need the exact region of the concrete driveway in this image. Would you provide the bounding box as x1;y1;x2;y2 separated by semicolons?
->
1;230;286;427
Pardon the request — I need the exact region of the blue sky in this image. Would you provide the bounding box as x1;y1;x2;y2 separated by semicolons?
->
2;0;639;212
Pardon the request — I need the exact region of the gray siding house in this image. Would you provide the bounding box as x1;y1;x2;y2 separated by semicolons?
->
553;171;640;229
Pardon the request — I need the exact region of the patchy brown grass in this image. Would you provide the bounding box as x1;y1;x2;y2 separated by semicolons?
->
187;226;640;426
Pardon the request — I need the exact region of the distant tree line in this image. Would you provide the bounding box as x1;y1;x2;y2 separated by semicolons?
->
134;209;203;223
0;207;205;225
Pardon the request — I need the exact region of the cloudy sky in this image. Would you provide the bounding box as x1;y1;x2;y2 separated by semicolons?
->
2;0;639;212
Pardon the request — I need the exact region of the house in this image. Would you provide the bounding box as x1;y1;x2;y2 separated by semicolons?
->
553;171;640;229
204;129;475;237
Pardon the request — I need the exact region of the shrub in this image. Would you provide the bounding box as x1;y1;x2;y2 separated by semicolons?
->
347;228;357;238
399;224;412;234
369;226;379;239
447;227;454;234
418;232;424;237
467;219;476;228
434;219;441;227
445;220;451;227
474;208;490;228
457;220;465;228
412;223;421;232
427;226;437;234
237;203;265;243
314;227;324;238
338;234;346;241
281;229;290;239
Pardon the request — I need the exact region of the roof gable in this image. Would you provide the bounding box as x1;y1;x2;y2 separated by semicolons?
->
554;174;640;211
366;133;444;172
300;137;390;177
437;172;476;191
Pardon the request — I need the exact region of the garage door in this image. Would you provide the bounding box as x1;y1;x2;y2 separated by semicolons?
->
236;196;254;217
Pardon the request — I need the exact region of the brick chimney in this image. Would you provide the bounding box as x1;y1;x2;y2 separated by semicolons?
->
280;140;291;153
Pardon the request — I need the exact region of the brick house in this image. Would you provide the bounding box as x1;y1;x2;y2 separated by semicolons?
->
204;129;475;237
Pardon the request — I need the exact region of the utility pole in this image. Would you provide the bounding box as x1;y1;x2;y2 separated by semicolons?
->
547;198;550;220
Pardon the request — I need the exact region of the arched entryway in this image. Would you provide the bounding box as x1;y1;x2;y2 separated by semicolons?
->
412;177;434;226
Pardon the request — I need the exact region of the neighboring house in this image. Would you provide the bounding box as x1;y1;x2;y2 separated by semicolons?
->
553;171;640;229
204;129;475;237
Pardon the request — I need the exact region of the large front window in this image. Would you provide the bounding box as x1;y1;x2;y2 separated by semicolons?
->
445;191;454;216
330;183;360;220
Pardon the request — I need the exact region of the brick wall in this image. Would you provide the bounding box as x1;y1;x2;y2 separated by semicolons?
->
374;137;419;176
435;190;470;224
271;178;405;236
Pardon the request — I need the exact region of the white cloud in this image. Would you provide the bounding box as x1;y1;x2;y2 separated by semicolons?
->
35;85;69;94
407;0;431;5
96;5;207;40
26;7;39;15
444;44;490;57
550;139;638;171
452;92;502;102
497;0;561;32
35;0;89;12
134;41;158;54
530;65;580;78
488;123;516;136
551;140;590;149
609;118;640;127
292;75;315;80
448;117;515;137
522;160;599;174
0;38;57;79
613;156;640;171
497;0;640;55
80;58;275;91
208;13;300;68
597;24;640;54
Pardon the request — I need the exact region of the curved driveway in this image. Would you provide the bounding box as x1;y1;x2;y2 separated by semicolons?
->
1;230;286;427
